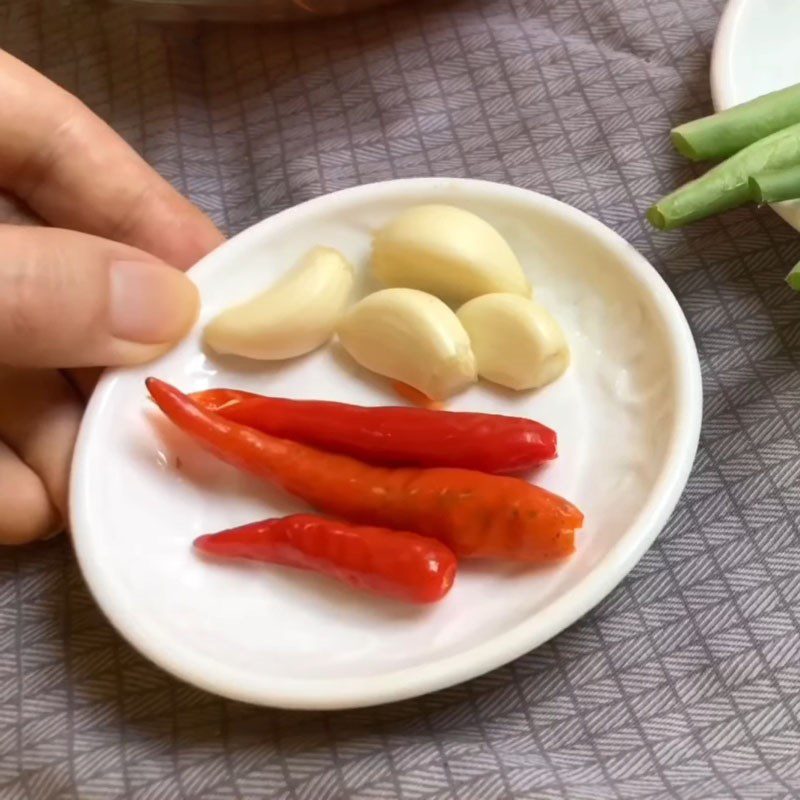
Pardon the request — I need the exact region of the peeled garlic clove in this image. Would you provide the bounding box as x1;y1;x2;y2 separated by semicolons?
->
371;204;530;304
338;288;477;400
204;246;354;360
457;293;569;391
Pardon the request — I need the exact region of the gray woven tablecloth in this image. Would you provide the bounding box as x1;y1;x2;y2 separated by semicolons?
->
5;0;800;797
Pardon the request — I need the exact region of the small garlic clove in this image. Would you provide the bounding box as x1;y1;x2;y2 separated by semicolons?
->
337;288;477;401
204;246;354;360
371;204;530;304
457;293;569;391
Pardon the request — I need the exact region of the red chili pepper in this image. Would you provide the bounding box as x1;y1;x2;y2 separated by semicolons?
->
148;379;581;563
191;388;557;474
195;513;456;604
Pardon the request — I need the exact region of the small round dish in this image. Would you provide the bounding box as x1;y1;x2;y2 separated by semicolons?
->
712;0;800;231
70;178;702;709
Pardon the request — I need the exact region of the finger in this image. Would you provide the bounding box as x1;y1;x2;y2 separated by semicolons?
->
0;189;40;226
64;368;103;401
0;225;199;368
0;439;60;545
0;50;224;269
0;368;83;519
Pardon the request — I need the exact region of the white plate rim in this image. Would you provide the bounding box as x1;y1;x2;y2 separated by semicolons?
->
710;0;750;111
711;0;800;230
70;177;703;710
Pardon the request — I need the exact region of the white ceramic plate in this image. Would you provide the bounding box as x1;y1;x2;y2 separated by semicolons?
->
712;0;800;230
71;178;702;710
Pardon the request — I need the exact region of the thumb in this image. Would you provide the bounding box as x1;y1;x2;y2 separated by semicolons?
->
0;225;199;368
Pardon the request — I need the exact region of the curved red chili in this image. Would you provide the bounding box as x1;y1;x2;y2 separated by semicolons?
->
191;388;557;474
195;513;457;604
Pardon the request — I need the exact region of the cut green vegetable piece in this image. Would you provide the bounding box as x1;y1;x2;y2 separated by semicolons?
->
671;82;800;161
787;262;800;292
749;166;800;204
648;121;800;230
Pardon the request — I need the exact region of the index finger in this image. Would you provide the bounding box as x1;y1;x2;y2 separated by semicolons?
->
0;50;224;269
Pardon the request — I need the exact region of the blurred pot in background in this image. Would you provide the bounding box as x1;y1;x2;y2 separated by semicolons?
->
114;0;399;21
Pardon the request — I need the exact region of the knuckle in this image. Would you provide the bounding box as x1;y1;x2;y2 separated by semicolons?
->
107;181;160;243
6;259;52;343
0;229;108;365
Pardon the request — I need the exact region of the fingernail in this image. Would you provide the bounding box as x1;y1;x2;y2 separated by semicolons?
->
110;260;199;344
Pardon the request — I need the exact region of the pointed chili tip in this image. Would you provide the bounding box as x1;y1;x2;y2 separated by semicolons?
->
145;377;176;407
145;377;161;401
145;379;191;424
193;532;237;559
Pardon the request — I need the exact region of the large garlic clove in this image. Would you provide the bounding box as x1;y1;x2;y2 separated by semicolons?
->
337;288;477;400
457;293;569;391
371;204;531;304
204;246;354;360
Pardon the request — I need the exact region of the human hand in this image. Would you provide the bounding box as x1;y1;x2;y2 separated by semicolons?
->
0;51;224;544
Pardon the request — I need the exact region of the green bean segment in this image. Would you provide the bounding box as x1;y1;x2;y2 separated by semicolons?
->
787;262;800;292
649;122;800;230
671;82;800;161
749;166;800;204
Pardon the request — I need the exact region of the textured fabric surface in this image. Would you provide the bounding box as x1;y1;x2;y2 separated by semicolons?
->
3;0;800;797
